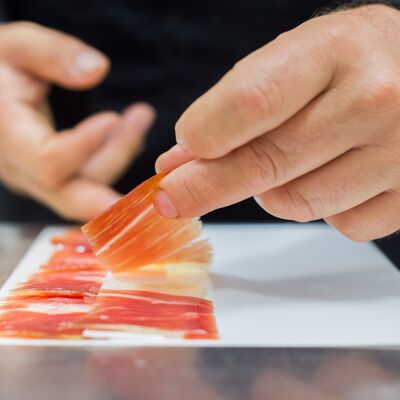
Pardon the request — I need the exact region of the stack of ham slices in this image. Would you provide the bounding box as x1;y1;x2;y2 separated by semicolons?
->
0;230;106;339
0;175;218;340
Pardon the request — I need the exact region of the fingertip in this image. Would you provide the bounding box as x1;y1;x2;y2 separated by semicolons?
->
156;164;209;218
154;151;176;174
70;182;122;221
124;102;156;118
154;153;170;174
174;112;185;138
155;144;194;174
123;102;156;132
91;190;122;216
153;189;179;218
67;48;110;88
154;154;168;174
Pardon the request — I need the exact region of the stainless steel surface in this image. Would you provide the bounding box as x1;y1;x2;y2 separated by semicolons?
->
0;224;399;400
0;224;41;284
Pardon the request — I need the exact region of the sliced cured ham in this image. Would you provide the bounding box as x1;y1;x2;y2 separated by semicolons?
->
51;230;92;252
81;174;218;339
82;290;218;339
0;310;86;339
13;272;104;300
82;174;212;274
0;230;104;339
0;175;219;340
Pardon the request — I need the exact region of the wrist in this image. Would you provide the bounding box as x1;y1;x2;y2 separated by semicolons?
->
341;2;400;31
340;1;400;10
315;1;400;17
317;1;400;38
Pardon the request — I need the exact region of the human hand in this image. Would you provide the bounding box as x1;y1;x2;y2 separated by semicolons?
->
0;22;155;221
155;4;400;241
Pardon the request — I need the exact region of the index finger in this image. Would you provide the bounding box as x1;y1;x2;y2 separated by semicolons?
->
0;22;109;89
173;16;342;160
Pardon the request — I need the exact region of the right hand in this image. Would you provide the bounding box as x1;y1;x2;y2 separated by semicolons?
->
0;22;155;221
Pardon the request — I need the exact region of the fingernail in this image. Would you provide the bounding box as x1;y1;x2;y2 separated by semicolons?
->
155;144;189;174
175;113;185;134
175;113;189;148
155;147;175;173
72;50;105;76
154;156;164;174
153;189;178;218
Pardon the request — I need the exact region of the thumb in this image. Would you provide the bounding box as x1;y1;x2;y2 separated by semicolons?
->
0;22;109;89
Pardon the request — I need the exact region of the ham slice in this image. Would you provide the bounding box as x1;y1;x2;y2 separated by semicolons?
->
81;174;218;339
81;289;218;339
82;174;212;274
0;230;105;339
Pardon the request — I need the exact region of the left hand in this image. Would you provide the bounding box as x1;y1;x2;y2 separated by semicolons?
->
0;22;155;221
155;4;400;242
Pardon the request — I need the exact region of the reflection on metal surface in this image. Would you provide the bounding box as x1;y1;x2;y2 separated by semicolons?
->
0;224;41;284
0;348;399;399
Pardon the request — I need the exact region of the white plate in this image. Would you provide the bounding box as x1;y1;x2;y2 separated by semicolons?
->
0;223;399;347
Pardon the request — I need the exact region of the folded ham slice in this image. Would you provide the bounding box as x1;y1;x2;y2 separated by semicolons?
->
82;174;212;274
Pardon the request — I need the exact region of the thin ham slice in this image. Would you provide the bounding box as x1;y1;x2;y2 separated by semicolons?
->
82;174;212;274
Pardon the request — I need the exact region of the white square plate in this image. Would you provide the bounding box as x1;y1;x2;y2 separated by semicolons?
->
0;223;399;347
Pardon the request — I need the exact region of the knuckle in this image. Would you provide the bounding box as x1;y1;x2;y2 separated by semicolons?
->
180;170;213;214
318;16;365;58
358;78;400;112
36;169;62;190
322;16;361;50
278;185;321;222
34;151;65;190
324;18;353;43
239;138;286;191
177;124;219;160
229;65;281;124
176;165;230;216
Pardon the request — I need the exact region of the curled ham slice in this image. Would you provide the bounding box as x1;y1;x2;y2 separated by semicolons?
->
82;175;212;274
